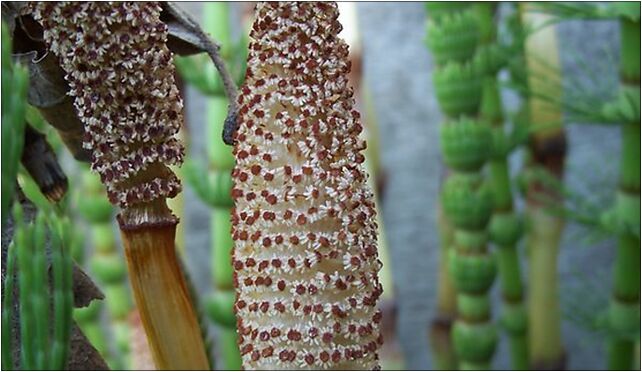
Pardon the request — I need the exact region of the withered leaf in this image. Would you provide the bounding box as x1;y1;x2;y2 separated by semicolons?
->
13;49;91;162
161;2;210;56
21;124;69;202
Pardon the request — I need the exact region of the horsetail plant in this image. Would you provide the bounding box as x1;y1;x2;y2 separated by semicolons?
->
30;3;209;369
177;2;246;369
1;22;29;227
604;7;640;370
519;8;568;369
230;2;384;369
76;167;133;369
426;3;497;369
424;6;477;369
535;3;642;368
549;5;642;368
510;3;641;368
2;204;74;370
474;4;528;369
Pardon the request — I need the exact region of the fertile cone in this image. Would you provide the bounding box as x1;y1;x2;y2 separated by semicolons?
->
231;2;383;369
32;2;184;225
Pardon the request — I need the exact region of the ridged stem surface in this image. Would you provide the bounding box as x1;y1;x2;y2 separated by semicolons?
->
121;224;210;369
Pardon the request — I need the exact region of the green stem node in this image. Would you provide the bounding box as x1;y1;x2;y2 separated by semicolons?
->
620;124;641;193
453;230;488;252
452;321;498;363
496;246;524;301
457;293;490;321
489;212;522;246
608;300;641;338
620;19;641;83
449;250;496;294
212;208;234;289
205;291;236;328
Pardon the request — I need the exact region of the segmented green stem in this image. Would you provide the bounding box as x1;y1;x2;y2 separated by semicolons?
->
6;204;74;370
2;241;17;371
607;16;641;371
475;4;528;369
17;209;35;370
1;23;29;227
431;201;458;370
177;3;244;369
426;3;497;369
50;215;74;370
76;168;132;369
519;7;567;369
72;178;108;363
205;5;242;368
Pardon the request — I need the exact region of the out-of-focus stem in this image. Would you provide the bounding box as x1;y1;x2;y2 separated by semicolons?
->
607;16;640;371
430;202;458;370
526;207;564;369
201;2;243;369
426;4;497;369
521;7;567;369
476;5;528;361
77;169;132;369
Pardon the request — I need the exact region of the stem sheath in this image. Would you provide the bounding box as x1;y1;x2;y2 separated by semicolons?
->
121;223;210;370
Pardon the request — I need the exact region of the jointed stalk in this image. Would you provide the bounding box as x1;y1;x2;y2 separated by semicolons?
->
607;14;640;370
520;8;567;369
202;4;244;365
426;3;497;369
1;22;29;227
431;200;458;370
5;204;74;370
475;4;528;369
77;168;133;369
178;2;244;369
31;3;209;369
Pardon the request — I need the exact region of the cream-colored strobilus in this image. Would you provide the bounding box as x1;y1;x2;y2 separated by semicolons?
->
31;2;209;369
231;2;384;370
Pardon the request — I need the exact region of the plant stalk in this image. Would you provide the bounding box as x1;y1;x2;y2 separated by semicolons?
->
426;4;497;368
430;202;458;370
521;7;567;369
203;3;243;369
607;16;640;370
121;222;210;370
476;3;529;368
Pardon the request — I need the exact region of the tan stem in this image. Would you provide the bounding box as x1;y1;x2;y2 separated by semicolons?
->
521;8;567;369
436;204;457;316
526;208;565;369
121;223;210;370
429;200;458;370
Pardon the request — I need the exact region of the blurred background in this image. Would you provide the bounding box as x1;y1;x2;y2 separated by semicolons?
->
14;2;630;370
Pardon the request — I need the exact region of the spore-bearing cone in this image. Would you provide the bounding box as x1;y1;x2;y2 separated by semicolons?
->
120;222;210;370
31;2;185;210
231;2;383;370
